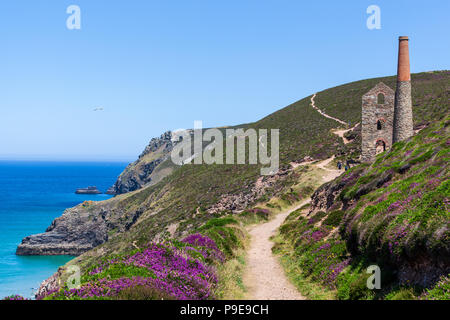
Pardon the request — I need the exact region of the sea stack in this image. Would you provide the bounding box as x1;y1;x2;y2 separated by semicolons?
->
393;36;414;143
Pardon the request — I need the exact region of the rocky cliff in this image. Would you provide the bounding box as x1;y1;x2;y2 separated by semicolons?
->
16;199;120;255
110;131;176;195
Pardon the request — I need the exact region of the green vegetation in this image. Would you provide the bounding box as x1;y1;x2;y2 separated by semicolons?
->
273;235;337;300
420;276;450;300
215;248;247;299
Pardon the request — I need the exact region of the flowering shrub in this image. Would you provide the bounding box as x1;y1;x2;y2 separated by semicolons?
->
46;235;223;300
51;276;207;300
182;233;225;263
296;239;349;289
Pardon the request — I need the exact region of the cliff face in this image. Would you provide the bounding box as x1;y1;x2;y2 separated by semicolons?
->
110;131;176;195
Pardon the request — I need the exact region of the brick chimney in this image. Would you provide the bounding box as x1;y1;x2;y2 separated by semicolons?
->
393;36;414;143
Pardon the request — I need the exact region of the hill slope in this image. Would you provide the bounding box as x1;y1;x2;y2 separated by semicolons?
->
276;116;449;299
17;71;450;279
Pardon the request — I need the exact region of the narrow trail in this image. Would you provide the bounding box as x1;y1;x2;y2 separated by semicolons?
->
310;94;347;126
310;93;360;145
243;157;342;300
333;123;360;145
315;155;342;181
333;128;351;144
242;92;349;300
243;200;310;300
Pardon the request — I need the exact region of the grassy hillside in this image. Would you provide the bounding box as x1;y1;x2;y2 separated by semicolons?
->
21;71;450;300
315;70;450;127
275;116;449;300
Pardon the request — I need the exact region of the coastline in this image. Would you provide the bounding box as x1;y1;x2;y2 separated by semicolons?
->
0;161;126;299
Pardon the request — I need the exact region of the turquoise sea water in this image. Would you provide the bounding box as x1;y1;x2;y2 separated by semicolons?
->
0;161;127;299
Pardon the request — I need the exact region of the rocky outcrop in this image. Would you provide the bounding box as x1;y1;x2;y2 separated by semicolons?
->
16;202;111;256
16;187;152;255
105;186;116;195
35;269;63;299
308;179;346;215
109;131;176;195
207;166;291;214
16;194;147;256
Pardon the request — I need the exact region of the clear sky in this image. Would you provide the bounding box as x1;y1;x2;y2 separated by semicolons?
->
1;0;449;161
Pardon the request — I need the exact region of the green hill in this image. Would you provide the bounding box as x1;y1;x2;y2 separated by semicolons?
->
87;70;449;253
15;70;450;300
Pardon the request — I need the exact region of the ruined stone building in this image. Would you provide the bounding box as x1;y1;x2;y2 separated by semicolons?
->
361;83;395;162
361;36;414;162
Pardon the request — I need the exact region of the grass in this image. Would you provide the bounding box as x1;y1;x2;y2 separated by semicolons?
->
215;248;248;300
272;235;336;300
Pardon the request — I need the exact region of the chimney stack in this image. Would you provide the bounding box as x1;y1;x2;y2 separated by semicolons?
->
393;36;413;143
397;36;411;81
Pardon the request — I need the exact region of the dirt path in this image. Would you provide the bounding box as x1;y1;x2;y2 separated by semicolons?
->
310;93;360;145
333;128;351;144
315;155;342;181
243;200;310;300
332;123;360;145
243;157;342;300
310;94;347;126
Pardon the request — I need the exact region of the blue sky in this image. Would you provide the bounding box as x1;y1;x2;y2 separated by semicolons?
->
0;0;449;161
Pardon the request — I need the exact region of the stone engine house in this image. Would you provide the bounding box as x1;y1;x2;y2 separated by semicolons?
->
361;83;395;162
361;36;414;162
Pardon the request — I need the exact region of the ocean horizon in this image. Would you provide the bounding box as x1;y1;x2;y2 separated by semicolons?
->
0;160;127;299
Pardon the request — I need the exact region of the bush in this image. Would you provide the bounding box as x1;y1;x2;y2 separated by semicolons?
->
114;286;175;300
307;211;327;225
203;226;241;258
239;208;270;223
385;288;416;300
200;217;238;229
348;273;374;300
323;210;345;227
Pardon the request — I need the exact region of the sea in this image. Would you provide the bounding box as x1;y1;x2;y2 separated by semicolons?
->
0;161;128;299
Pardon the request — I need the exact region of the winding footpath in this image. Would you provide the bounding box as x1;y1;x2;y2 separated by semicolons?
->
310;93;361;143
242;93;353;300
310;94;347;126
243;200;309;300
243;158;342;299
